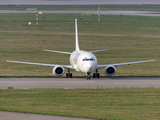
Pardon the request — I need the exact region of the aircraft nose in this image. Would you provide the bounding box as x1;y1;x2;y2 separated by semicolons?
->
85;62;96;72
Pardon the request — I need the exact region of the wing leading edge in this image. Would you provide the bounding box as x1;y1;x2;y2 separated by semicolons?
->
97;60;156;69
7;59;156;70
6;60;73;69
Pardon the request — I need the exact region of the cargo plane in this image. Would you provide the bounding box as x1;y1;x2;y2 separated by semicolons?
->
7;19;156;79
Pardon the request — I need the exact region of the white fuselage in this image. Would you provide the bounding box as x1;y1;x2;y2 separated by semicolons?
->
70;50;97;73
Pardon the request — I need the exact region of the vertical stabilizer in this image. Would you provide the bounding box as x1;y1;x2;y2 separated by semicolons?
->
75;19;80;51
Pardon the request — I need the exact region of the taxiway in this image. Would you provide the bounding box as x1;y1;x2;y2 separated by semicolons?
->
1;10;160;17
1;0;160;5
0;111;95;120
0;77;160;89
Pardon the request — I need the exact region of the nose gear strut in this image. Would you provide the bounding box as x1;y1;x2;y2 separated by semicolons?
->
86;72;91;80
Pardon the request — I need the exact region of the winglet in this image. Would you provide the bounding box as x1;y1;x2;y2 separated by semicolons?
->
75;19;80;51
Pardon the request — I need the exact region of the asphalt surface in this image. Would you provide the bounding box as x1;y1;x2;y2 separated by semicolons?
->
1;0;160;5
1;10;160;17
0;77;160;89
0;111;95;120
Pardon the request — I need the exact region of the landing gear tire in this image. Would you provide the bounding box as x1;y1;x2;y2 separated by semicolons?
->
93;72;100;78
66;73;72;78
93;73;96;78
66;69;73;78
86;72;91;80
97;73;100;78
66;73;69;78
69;73;72;78
87;76;90;80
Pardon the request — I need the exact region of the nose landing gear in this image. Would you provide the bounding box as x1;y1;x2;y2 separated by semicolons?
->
86;72;91;80
86;70;100;80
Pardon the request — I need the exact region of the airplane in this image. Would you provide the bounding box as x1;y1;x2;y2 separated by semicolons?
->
7;19;156;79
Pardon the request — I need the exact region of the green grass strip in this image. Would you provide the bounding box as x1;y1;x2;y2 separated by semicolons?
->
0;88;160;120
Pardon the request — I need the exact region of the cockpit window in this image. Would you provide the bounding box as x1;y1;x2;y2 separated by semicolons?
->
83;58;94;61
83;59;89;61
90;58;94;61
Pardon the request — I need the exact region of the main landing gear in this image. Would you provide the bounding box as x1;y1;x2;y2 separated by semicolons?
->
66;69;100;79
93;69;100;78
66;69;72;78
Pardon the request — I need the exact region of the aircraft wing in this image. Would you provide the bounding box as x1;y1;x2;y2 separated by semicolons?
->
6;60;73;69
97;60;156;69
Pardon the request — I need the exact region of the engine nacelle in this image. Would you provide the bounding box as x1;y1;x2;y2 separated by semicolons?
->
53;65;65;76
105;65;116;76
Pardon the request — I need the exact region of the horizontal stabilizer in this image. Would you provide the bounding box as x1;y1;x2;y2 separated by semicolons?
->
43;49;71;54
90;49;108;53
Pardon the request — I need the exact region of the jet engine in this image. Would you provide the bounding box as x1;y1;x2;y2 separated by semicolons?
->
105;65;116;76
53;65;65;76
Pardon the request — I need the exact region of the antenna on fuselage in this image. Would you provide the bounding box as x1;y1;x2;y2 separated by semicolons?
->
75;19;80;51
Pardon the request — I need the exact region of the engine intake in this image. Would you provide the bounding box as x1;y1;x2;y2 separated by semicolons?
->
105;65;116;76
53;65;65;76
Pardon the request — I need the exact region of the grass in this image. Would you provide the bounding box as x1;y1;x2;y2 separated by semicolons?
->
0;88;160;120
0;13;159;77
0;5;160;120
1;5;160;11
